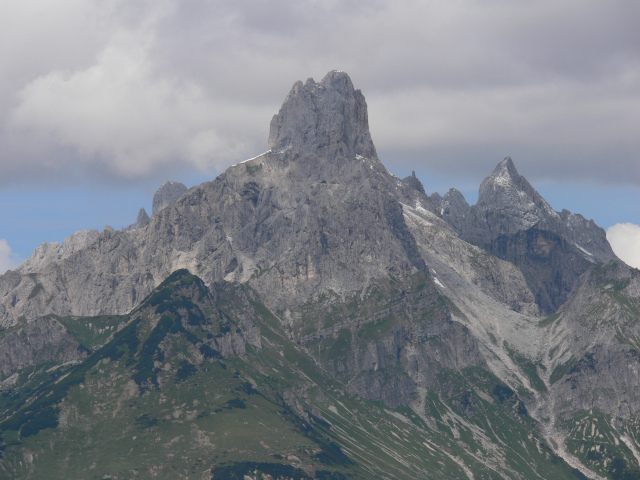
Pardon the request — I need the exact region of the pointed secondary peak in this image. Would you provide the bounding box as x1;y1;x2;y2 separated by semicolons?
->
489;156;520;184
478;156;530;205
268;70;377;160
477;157;562;230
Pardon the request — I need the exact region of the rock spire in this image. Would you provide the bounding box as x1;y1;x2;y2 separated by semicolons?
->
268;70;377;160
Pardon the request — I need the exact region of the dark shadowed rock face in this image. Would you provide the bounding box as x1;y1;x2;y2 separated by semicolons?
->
152;181;187;216
0;317;88;378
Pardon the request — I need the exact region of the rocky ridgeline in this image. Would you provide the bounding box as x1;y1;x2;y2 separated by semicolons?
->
0;70;439;328
433;157;616;314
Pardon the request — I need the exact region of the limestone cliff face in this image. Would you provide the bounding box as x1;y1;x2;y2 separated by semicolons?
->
0;72;489;426
538;262;640;420
152;181;187;216
268;70;377;160
0;71;434;326
0;316;88;378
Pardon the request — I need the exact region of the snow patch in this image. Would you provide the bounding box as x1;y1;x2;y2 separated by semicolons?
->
231;151;270;167
575;244;593;256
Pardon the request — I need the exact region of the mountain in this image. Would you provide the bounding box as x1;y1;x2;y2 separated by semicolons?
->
1;70;640;480
441;156;616;315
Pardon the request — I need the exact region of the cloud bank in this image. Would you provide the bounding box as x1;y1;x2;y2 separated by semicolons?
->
607;223;640;269
0;239;20;274
1;0;639;186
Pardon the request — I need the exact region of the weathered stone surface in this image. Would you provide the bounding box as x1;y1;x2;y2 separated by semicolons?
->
457;157;614;265
431;188;470;233
402;171;426;195
268;70;377;160
0;71;436;326
3;71;640;478
0;316;87;378
124;207;150;231
152;181;187;216
18;229;100;274
443;157;616;314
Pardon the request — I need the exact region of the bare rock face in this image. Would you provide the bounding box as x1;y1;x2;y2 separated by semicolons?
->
444;157;616;314
431;188;470;233
402;171;426;195
459;157;614;264
152;181;187;216
268;70;377;160
0;316;87;378
124;208;150;231
0;71;433;326
5;70;640;478
18;229;100;274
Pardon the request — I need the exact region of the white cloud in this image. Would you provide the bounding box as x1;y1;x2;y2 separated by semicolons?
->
7;1;266;179
607;223;640;269
0;239;20;274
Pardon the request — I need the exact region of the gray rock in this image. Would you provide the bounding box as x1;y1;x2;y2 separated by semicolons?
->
402;171;426;195
443;157;616;314
0;71;433;326
0;316;87;378
152;181;187;216
124;208;150;231
268;70;377;160
18;229;99;274
3;70;640;477
439;188;470;232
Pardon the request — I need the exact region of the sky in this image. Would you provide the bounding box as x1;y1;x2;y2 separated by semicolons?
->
1;0;639;272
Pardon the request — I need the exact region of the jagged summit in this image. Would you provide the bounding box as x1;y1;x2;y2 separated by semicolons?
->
438;156;616;314
478;157;554;217
267;70;377;160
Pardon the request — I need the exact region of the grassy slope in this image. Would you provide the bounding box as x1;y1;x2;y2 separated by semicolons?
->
0;271;593;479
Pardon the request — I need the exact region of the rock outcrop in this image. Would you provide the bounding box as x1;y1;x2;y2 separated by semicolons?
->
0;71;435;325
152;181;187;216
268;70;377;160
124;208;150;231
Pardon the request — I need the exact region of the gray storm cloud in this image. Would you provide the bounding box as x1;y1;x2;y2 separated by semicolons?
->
1;0;639;186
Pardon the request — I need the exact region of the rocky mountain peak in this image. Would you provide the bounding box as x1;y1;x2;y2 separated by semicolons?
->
477;157;558;229
152;181;187;216
268;70;377;160
479;157;533;206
